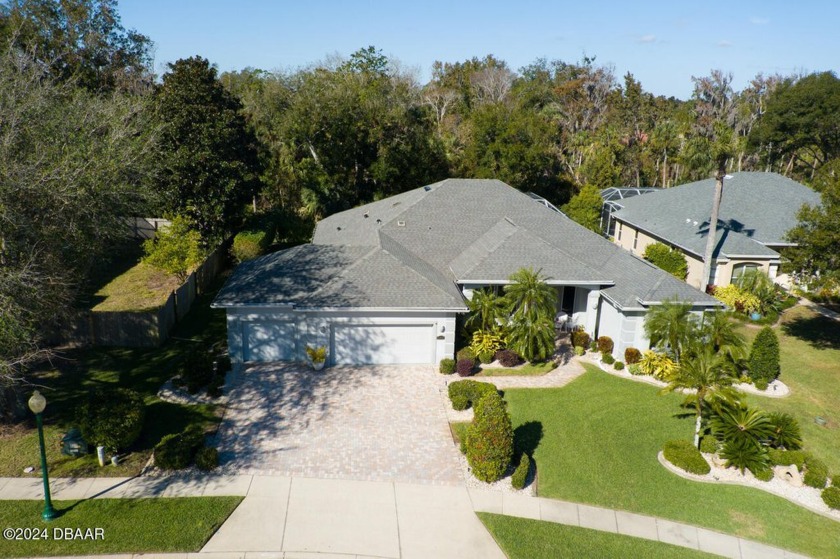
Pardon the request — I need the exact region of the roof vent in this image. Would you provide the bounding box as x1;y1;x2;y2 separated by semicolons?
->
397;220;406;227
376;218;382;225
336;226;341;231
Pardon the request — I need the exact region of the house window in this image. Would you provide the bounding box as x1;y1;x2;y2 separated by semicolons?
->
632;230;639;251
731;263;760;285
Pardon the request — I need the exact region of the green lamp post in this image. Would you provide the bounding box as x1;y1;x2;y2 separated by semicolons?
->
28;390;58;521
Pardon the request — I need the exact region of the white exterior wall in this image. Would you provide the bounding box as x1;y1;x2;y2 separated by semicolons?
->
596;298;622;357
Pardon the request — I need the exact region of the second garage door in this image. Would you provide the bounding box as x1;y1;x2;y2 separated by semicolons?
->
332;324;435;365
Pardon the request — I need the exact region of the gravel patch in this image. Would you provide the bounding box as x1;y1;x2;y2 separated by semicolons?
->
457;452;536;497
157;377;229;406
659;451;839;522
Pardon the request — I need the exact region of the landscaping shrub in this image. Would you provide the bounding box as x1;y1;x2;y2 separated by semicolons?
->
231;215;276;263
470;330;504;358
574;346;585;357
614;361;624;370
627;364;642;375
699;436;718;454
495;349;522;367
639;350;678;380
643;242;688;280
142;216;204;281
571;329;591;349
466;391;514;483
720;439;769;474
511;454;532;490
822;486;840;510
456;358;475;377
596;336;614;354
589;341;597;352
77;388;145;452
748;326;780;385
179;345;215;393
154;427;205;470
439;358;456;375
624;347;642;364
768;449;807;470
478;350;495;364
195;446;219;471
832;474;840;487
754;378;769;391
804;458;829;489
713;284;760;314
767;412;803;450
752;466;775;482
601;353;615;365
663;439;710;475
448;380;498;411
456;347;476;363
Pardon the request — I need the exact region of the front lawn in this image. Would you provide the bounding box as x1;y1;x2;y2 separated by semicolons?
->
737;305;840;472
1;283;228;477
479;513;718;559
474;361;556;377
504;366;840;559
91;261;181;312
0;497;241;557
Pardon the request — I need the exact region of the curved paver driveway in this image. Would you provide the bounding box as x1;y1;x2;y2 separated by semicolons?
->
215;363;463;483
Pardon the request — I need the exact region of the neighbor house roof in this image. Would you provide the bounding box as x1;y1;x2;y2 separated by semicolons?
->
611;172;820;259
216;179;718;311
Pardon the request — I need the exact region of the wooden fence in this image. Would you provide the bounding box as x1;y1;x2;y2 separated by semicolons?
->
53;239;230;348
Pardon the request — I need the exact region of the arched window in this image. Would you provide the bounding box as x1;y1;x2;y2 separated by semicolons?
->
731;262;759;284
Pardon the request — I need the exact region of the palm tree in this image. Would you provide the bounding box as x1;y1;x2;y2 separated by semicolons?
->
465;288;508;332
662;347;739;448
700;311;745;354
701;123;735;291
504;268;557;322
644;298;696;362
506;315;555;363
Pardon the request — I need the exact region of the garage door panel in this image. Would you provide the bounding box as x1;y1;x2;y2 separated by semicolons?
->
332;324;434;365
245;322;295;362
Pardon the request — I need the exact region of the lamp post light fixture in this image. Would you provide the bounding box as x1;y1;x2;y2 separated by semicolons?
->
28;390;58;521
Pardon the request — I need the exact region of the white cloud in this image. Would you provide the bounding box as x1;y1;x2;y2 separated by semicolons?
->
717;40;734;48
637;34;656;44
750;16;770;25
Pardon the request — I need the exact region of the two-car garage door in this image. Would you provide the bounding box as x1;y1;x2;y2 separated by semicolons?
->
331;324;435;365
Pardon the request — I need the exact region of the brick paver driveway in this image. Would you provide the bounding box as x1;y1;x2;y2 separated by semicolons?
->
215;364;463;484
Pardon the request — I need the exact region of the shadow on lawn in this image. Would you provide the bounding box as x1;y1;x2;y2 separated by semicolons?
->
782;315;840;350
514;421;543;456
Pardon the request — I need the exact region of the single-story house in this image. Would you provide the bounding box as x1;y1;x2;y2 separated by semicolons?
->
213;179;719;367
610;172;821;290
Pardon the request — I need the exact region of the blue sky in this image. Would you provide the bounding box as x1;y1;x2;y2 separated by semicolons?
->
120;0;839;99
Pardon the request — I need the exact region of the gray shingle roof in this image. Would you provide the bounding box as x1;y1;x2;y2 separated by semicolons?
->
218;178;719;311
612;172;820;258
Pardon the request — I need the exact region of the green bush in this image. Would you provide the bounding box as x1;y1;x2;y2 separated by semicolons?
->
804;458;829;489
627;364;642;375
699;436;718;454
571;329;591;349
448;380;498;411
624;347;642;364
456;358;475;377
748;326;780;384
231;216;276;263
663;439;711;475
752;466;775;482
614;361;624;370
465;391;514;483
768;449;806;470
822;486;840;510
154;427;205;470
179;346;215;393
142;216;204;281
767;412;803;450
589;341;597;352
643;242;688;280
76;388;145;453
511;454;532;490
754;378;769;391
195;446;219;471
574;346;585;357
439;358;456;375
478;350;495;364
832;474;840;487
456;347;476;362
602;353;615;365
720;439;769;474
597;336;614;354
495;349;522;367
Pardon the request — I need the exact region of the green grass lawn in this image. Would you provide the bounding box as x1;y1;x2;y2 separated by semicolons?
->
0;282;228;478
737;305;840;472
91;262;181;312
479;513;718;559
475;361;557;377
0;497;241;557
504;366;840;559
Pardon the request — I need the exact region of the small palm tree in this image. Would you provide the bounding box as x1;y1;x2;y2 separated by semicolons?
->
710;402;774;448
506;315;555;363
465;288;508;332
767;412;803;450
644;298;697;362
700;311;745;354
661;347;739;448
504;268;557;323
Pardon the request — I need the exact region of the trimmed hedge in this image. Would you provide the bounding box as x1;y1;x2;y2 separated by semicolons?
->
804;458;829;489
832;474;840;487
663;439;711;475
614;361;624;370
478;350;495;364
752;466;774;482
76;388;145;453
448;380;498;411
456;358;475;377
597;336;614;354
643;242;688;280
571;329;591;349
511;454;532;490
748;326;780;384
465;391;514;483
231;217;276;263
823;486;840;510
439;358;456;375
768;449;806;470
456;347;476;362
602;353;615;365
699;436;718;454
195;446;219;471
574;346;585;357
154;427;205;470
495;349;522;367
624;347;642;364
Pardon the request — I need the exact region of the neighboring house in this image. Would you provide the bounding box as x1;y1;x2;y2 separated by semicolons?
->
600;186;661;236
213;179;719;367
610;172;821;290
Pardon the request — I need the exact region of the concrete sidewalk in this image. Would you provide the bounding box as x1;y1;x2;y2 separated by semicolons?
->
1;474;811;559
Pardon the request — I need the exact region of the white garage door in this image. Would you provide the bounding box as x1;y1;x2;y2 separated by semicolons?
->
244;321;296;362
332;324;435;365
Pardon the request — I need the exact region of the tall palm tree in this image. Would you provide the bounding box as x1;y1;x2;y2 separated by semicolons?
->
644;298;696;362
465;288;508;332
504;268;557;322
701;123;734;291
662;347;740;448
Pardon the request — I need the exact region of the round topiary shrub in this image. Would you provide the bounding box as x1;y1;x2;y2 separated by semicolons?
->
456;347;476;363
768;448;807;469
478;350;494;364
154;427;204;470
602;353;615;365
195;446;219;471
439;358;456;375
456;358;475;377
699;436;718;454
663;439;711;475
597;336;614;354
614;361;624;370
748;326;780;385
751;466;774;482
511;454;532;490
627;364;642;375
448;380;498;411
465;391;514;483
571;329;591;349
823;486;840;510
804;458;829;489
624;347;642;364
495;349;522;368
76;388;145;452
574;346;585;357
